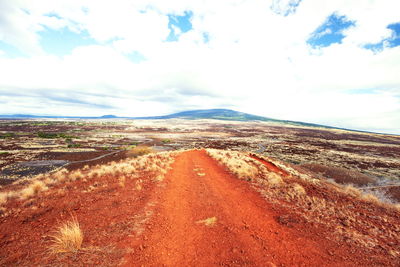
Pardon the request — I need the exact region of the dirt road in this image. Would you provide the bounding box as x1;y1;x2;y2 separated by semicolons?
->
122;150;366;266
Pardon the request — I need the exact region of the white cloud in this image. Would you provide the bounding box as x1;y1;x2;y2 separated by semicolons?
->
270;0;302;16
0;0;399;133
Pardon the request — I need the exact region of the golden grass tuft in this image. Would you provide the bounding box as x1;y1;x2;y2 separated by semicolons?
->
0;206;6;216
69;170;83;181
127;146;154;157
20;181;48;200
342;184;362;197
361;193;380;204
49;216;83;254
0;192;10;205
196;216;217;226
292;183;306;195
266;172;283;185
118;175;126;187
206;149;258;180
155;174;164;182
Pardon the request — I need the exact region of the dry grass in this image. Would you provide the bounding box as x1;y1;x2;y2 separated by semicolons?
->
342;184;362;197
0;193;7;206
301;163;375;186
49;216;83;254
135;183;142;191
0;206;6;216
196;216;217;226
206;149;400;256
0;191;16;205
206;149;259;180
118;175;126;187
292;183;306;195
19;180;48;200
0;150;177;207
127;146;154;157
266;172;283;185
286;183;306;200
69;170;83;181
361;193;380;204
249;152;400;255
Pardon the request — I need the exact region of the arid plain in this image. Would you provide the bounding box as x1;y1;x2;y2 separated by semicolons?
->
1;118;400;266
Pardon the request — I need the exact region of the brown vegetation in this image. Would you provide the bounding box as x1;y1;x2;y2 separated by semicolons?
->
207;149;400;260
126;146;154;157
49;216;83;254
301;163;376;186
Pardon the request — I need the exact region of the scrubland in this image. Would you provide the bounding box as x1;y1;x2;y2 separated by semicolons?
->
207;149;400;257
1;119;400;265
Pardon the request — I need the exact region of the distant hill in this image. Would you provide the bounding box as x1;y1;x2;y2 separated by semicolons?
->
0;109;355;132
134;109;267;121
133;109;336;129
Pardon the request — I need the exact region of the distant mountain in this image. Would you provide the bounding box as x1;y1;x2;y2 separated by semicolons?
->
133;109;333;129
100;115;118;118
0;109;350;131
134;109;268;120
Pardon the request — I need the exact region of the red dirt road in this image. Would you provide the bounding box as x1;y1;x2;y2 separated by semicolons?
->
122;150;374;266
1;149;396;266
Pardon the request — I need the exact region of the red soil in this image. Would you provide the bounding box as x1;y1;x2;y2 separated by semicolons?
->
250;154;289;177
0;150;398;266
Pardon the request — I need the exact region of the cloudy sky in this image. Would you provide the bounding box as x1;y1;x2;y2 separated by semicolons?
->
0;0;399;134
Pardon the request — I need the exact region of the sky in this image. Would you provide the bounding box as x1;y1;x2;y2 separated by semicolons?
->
0;0;400;134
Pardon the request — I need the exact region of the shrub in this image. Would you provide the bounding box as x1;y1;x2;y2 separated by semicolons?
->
301;163;375;186
37;132;75;139
67;143;81;148
37;132;59;139
0;133;15;139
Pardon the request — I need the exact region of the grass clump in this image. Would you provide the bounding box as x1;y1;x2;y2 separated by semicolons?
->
127;146;154;157
0;192;15;205
20;181;48;200
196;216;217;226
50;216;83;254
206;149;258;180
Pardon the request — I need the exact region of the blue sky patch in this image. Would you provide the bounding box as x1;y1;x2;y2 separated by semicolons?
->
203;32;210;43
39;27;97;56
308;13;355;48
386;22;400;47
126;51;146;63
364;22;400;52
271;0;302;16
0;41;26;57
166;11;193;42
